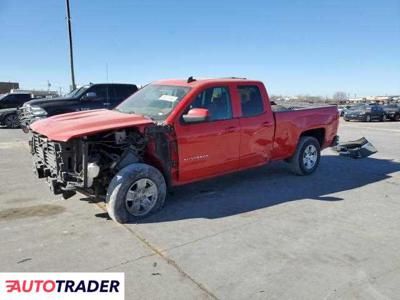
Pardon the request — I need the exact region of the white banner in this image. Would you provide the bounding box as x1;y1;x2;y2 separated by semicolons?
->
0;273;124;300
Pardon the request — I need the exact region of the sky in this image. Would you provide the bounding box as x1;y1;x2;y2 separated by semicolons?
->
0;0;399;97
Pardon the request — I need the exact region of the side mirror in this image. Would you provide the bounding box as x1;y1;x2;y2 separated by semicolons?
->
82;92;97;100
182;108;209;123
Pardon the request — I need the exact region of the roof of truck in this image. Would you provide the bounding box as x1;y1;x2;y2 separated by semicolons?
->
153;77;261;87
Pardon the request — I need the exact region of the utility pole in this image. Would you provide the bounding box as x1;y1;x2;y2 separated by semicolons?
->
65;0;76;91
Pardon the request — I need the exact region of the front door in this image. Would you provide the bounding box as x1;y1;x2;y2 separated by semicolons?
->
174;86;240;183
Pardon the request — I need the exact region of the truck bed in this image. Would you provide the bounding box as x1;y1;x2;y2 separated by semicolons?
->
270;105;339;160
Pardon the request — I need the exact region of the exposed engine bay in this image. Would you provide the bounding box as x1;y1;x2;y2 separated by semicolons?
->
30;126;174;199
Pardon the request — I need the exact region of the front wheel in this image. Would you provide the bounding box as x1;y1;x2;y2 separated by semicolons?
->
288;136;321;176
4;113;20;128
106;163;167;223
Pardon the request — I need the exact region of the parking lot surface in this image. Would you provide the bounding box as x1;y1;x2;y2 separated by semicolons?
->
0;119;399;299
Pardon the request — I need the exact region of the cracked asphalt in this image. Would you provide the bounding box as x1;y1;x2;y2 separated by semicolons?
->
0;119;399;299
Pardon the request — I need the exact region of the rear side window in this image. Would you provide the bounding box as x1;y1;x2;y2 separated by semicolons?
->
238;86;264;117
186;87;232;122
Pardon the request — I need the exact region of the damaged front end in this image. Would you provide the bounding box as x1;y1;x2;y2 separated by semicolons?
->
30;129;147;199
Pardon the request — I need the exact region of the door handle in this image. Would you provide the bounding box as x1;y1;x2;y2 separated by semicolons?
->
262;121;272;126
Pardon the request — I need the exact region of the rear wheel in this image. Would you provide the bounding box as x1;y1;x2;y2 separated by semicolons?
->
365;115;371;122
394;114;400;121
106;163;166;223
4;113;20;128
288;136;321;176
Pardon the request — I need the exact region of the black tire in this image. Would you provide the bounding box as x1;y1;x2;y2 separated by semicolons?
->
288;136;321;176
365;114;371;122
394;114;400;121
106;163;167;223
380;115;384;122
4;113;20;128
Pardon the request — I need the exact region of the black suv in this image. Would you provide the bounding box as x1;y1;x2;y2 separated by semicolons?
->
19;83;138;130
343;104;385;122
0;93;35;128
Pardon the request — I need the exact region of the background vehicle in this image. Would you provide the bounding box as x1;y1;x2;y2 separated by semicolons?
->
337;105;351;117
0;92;35;128
382;104;400;121
343;104;385;122
29;78;339;223
19;83;138;130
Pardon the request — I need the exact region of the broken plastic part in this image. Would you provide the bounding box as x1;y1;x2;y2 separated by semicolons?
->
332;137;377;159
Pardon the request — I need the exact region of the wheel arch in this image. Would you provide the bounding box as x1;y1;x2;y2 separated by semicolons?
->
299;128;325;147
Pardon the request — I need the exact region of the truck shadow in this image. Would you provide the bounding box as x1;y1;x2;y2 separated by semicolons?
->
96;154;400;223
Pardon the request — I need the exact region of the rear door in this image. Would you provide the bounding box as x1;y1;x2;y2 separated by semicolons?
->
235;84;275;168
174;85;240;182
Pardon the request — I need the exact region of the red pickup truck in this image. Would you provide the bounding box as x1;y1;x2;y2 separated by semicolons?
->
30;77;339;223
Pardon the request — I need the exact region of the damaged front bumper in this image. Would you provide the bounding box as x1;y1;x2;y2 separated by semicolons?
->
30;133;91;198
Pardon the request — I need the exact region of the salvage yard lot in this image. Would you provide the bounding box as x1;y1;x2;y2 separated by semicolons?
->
0;120;399;299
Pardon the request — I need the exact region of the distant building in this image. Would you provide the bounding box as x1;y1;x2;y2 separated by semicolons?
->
0;82;19;94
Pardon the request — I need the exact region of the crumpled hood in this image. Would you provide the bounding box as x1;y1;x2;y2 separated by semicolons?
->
30;109;155;142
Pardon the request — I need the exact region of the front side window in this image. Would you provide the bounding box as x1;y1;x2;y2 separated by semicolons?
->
86;85;108;101
116;84;191;121
185;87;232;122
238;85;264;117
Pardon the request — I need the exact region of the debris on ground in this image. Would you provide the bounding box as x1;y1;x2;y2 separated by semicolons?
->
332;137;377;158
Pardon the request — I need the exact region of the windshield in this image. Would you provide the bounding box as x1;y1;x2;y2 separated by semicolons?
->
65;85;89;98
0;94;8;101
115;84;191;120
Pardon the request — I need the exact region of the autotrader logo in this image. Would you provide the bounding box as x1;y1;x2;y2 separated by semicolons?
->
0;273;124;300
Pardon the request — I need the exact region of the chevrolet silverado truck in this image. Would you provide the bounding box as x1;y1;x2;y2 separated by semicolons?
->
19;83;138;130
29;77;339;223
